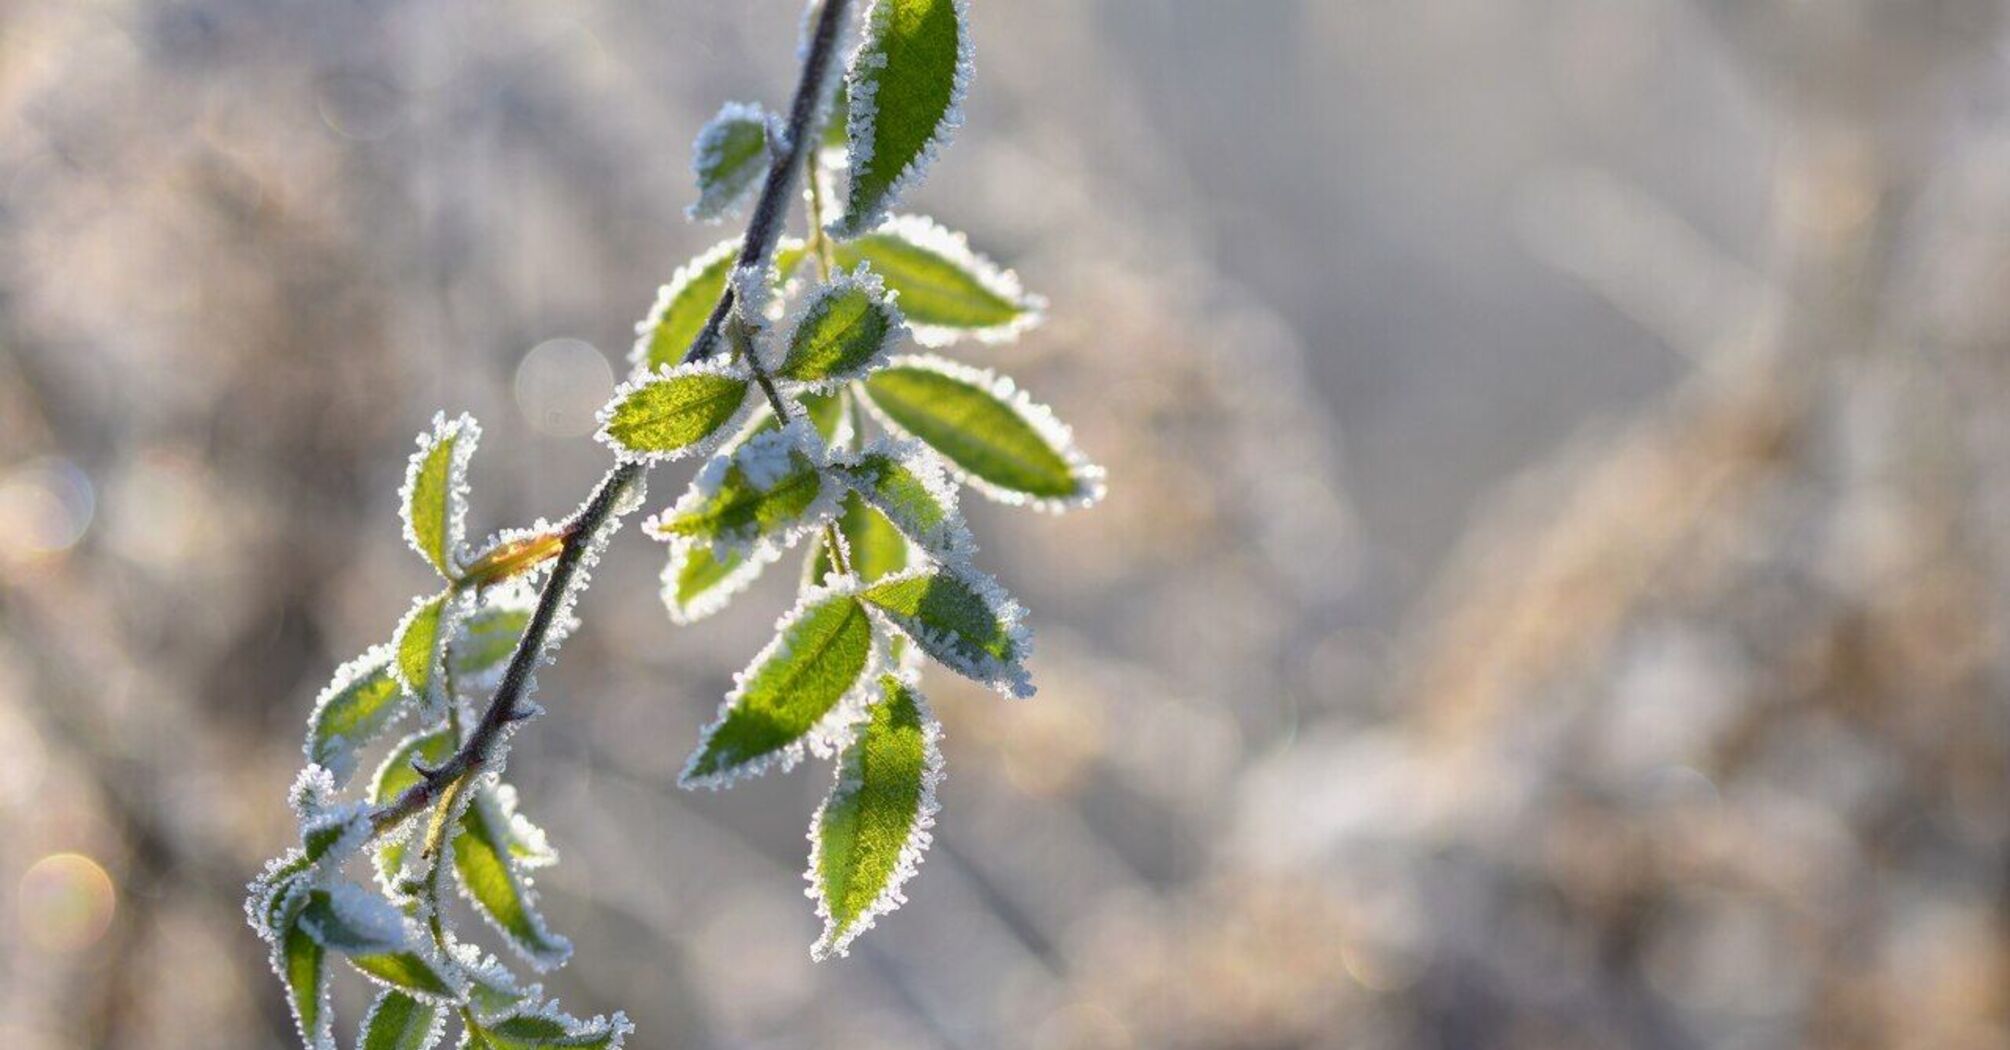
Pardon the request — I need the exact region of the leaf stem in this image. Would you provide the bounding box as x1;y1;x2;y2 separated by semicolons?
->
362;0;856;846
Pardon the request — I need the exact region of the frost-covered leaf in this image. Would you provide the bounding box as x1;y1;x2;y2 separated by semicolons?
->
809;490;910;585
834;0;971;236
645;422;839;555
861;355;1103;509
809;673;942;959
301;881;456;997
597;359;756;462
681;584;880;787
830;440;970;560
859;566;1031;697
305;646;408;789
451;602;531;685
393;591;457;715
359;990;445;1050
464;1005;632;1050
788;216;1040;345
370;727;455;885
276;921;333;1050
633;238;739;375
452;787;571;971
402;413;479;580
688;102;773;222
773;268;901;387
661;542;778;626
298;886;459;1000
453;948;536;1022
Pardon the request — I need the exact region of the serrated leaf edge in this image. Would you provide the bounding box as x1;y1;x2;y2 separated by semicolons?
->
644;420;845;559
630;238;742;378
595;357;761;464
859;563;1034;698
304;644;410;789
687;101;778;223
833;0;974;237
769;264;906;389
400;411;480;579
865;214;1046;346
678;581;891;790
859;353;1106;512
806;671;944;960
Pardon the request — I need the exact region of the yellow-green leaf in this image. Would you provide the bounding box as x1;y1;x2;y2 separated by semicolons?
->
401;412;479;579
305;646;407;788
859;567;1031;697
689;102;771;222
681;588;877;787
634;238;739;374
810;674;941;959
359;990;444;1050
862;355;1102;508
597;361;754;461
834;0;971;236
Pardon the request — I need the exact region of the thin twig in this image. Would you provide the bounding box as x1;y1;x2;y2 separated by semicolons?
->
366;0;855;842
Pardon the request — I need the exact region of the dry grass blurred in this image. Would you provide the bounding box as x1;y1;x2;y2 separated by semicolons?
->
2;2;2007;1048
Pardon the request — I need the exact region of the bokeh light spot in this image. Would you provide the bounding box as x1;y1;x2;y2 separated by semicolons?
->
0;457;94;567
514;338;615;438
18;852;116;953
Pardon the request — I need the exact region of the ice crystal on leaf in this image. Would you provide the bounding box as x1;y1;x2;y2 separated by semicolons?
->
254;2;1100;1039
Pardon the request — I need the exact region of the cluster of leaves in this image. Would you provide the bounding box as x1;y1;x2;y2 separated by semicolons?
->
247;411;640;1049
248;1;1099;1045
606;0;1099;960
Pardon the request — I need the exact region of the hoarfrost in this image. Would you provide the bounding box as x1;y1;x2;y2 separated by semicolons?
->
678;580;890;790
398;411;480;578
832;0;974;237
879;214;1046;346
861;352;1107;512
806;670;945;960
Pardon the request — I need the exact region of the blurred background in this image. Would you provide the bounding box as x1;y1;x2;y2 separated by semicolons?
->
3;1;2009;1047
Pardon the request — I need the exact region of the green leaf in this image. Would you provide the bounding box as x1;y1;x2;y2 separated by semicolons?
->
688;102;771;222
452;789;571;971
808;490;910;586
274;921;332;1050
401;412;479;580
773;269;900;386
861;355;1103;508
450;601;532;684
645;424;837;553
298;887;406;955
681;588;878;787
795;216;1041;345
597;360;755;462
305;646;408;788
393;591;454;713
370;727;455;884
660;542;776;625
358;990;444;1050
633;238;739;374
461;959;533;1023
348;950;458;1001
831;441;970;559
810;674;941;960
859;567;1032;697
834;0;971;236
465;1008;632;1050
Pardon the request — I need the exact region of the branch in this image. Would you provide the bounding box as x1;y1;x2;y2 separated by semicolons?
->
367;0;856;842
